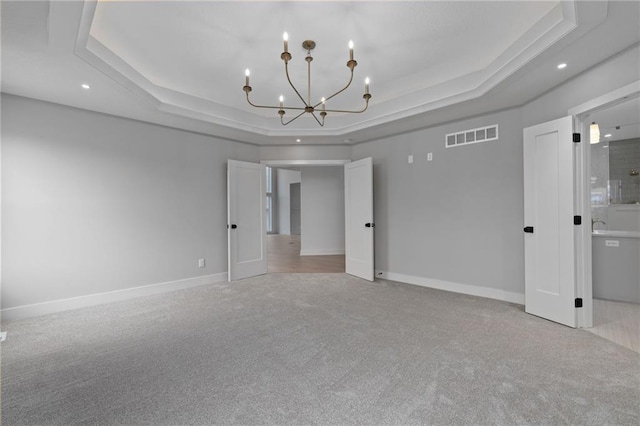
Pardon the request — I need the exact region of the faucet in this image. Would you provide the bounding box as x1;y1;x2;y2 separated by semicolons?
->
591;218;606;231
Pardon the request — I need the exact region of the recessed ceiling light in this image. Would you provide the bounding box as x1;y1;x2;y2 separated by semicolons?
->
604;133;612;138
557;63;567;70
81;83;91;90
296;139;301;143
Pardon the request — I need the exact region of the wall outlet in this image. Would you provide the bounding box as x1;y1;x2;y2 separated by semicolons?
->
198;258;206;268
605;240;619;247
408;155;414;164
427;152;433;161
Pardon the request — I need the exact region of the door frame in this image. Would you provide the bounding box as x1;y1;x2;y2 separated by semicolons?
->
568;80;640;328
260;159;351;167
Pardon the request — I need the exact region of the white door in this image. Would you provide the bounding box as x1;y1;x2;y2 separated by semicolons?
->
523;116;576;327
227;160;267;281
345;157;374;281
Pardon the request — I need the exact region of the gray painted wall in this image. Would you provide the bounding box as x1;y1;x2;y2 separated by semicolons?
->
1;95;258;309
348;44;639;298
300;167;345;255
290;183;301;235
275;168;301;235
353;108;525;294
2;44;637;313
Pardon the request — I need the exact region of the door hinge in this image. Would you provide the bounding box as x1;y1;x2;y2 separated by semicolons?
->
575;298;583;308
574;215;582;225
523;226;534;233
573;133;581;143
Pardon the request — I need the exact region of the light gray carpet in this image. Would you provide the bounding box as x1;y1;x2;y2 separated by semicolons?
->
2;273;639;425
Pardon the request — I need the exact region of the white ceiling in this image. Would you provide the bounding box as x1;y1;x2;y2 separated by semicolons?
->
2;1;639;145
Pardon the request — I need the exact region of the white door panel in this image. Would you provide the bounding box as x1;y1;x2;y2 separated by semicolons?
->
345;158;374;281
228;160;267;281
523;116;576;327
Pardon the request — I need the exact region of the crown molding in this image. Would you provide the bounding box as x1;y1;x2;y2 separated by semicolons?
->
74;0;605;139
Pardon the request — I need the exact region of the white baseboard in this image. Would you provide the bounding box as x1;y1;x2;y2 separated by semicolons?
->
376;270;524;305
1;272;228;321
300;249;345;256
2;270;523;321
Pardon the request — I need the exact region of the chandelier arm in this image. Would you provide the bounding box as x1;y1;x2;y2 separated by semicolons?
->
281;110;307;126
324;99;370;114
310;112;324;127
311;69;354;109
284;62;309;106
246;94;306;111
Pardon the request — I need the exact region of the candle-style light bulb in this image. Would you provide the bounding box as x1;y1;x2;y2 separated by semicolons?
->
279;95;284;108
364;77;370;95
348;40;354;61
321;97;326;111
245;69;250;86
283;32;289;53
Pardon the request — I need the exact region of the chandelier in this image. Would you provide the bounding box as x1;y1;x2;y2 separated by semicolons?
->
243;33;372;126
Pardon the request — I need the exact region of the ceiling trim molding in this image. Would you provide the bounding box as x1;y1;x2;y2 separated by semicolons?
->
75;1;161;109
74;0;606;138
75;0;273;135
568;80;640;117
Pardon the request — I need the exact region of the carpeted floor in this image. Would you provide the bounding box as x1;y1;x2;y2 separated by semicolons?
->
1;273;639;425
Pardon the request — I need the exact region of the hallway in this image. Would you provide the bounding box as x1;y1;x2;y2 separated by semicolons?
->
267;234;345;273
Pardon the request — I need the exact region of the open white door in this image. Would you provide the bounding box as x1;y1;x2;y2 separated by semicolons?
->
227;160;267;281
523;116;576;327
345;157;374;281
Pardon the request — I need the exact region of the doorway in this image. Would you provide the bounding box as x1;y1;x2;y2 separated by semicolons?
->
568;81;640;350
266;165;346;273
582;95;640;352
228;158;373;281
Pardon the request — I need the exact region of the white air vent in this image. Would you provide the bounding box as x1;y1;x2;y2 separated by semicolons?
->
445;124;499;148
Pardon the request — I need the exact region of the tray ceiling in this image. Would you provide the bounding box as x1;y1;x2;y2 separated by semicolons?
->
2;1;638;145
